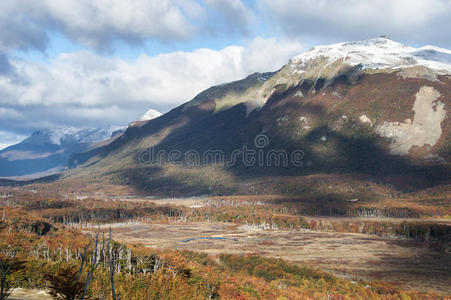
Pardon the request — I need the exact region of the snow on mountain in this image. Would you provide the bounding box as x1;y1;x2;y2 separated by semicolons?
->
37;127;121;146
290;37;451;74
23;109;162;150
202;37;451;117
0;126;123;177
138;109;162;121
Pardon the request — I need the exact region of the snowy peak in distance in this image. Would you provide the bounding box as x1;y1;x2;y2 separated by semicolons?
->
290;37;451;74
0;126;123;177
128;109;162;127
138;109;162;121
30;127;119;146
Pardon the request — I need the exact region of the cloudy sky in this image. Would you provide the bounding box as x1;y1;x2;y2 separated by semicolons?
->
1;0;450;149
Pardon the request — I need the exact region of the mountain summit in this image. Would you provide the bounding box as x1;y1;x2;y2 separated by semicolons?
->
290;37;451;74
138;109;162;122
192;37;451;116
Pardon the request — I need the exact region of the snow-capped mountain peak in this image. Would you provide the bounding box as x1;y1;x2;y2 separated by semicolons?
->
290;37;451;74
31;127;119;146
138;109;162;121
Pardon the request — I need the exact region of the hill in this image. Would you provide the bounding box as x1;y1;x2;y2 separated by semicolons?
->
65;37;450;198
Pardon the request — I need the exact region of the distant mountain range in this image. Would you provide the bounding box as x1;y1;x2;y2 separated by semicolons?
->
0;109;161;177
64;37;450;196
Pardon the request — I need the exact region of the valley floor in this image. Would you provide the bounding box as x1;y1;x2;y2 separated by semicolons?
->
1;185;449;298
85;220;451;294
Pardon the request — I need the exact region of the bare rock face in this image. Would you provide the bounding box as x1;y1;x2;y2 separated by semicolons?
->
359;115;373;126
376;86;446;155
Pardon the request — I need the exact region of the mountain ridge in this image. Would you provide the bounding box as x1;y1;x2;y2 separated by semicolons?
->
290;37;451;74
180;37;451;119
0;126;120;177
36;38;451;197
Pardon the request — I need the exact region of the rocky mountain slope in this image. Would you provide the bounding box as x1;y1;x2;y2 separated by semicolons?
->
66;37;450;196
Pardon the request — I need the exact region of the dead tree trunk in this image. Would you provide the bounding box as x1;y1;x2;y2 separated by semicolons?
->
75;241;89;290
107;228;117;300
81;232;104;300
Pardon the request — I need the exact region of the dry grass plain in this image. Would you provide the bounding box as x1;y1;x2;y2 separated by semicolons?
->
86;221;451;295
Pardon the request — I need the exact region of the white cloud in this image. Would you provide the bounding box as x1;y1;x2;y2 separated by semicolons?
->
0;37;303;136
242;37;303;73
260;0;451;47
178;0;206;20
203;0;254;35
0;0;195;52
0;1;49;52
0;107;22;120
43;0;194;49
1;0;450;54
0;0;259;53
0;130;27;151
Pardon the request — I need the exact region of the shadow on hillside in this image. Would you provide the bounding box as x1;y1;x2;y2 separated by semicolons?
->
0;173;62;187
118;116;449;196
114;166;239;197
231;124;450;191
123;84;449;195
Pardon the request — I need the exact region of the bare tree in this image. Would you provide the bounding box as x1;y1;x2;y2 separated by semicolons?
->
81;232;105;300
76;242;89;291
107;228;117;300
